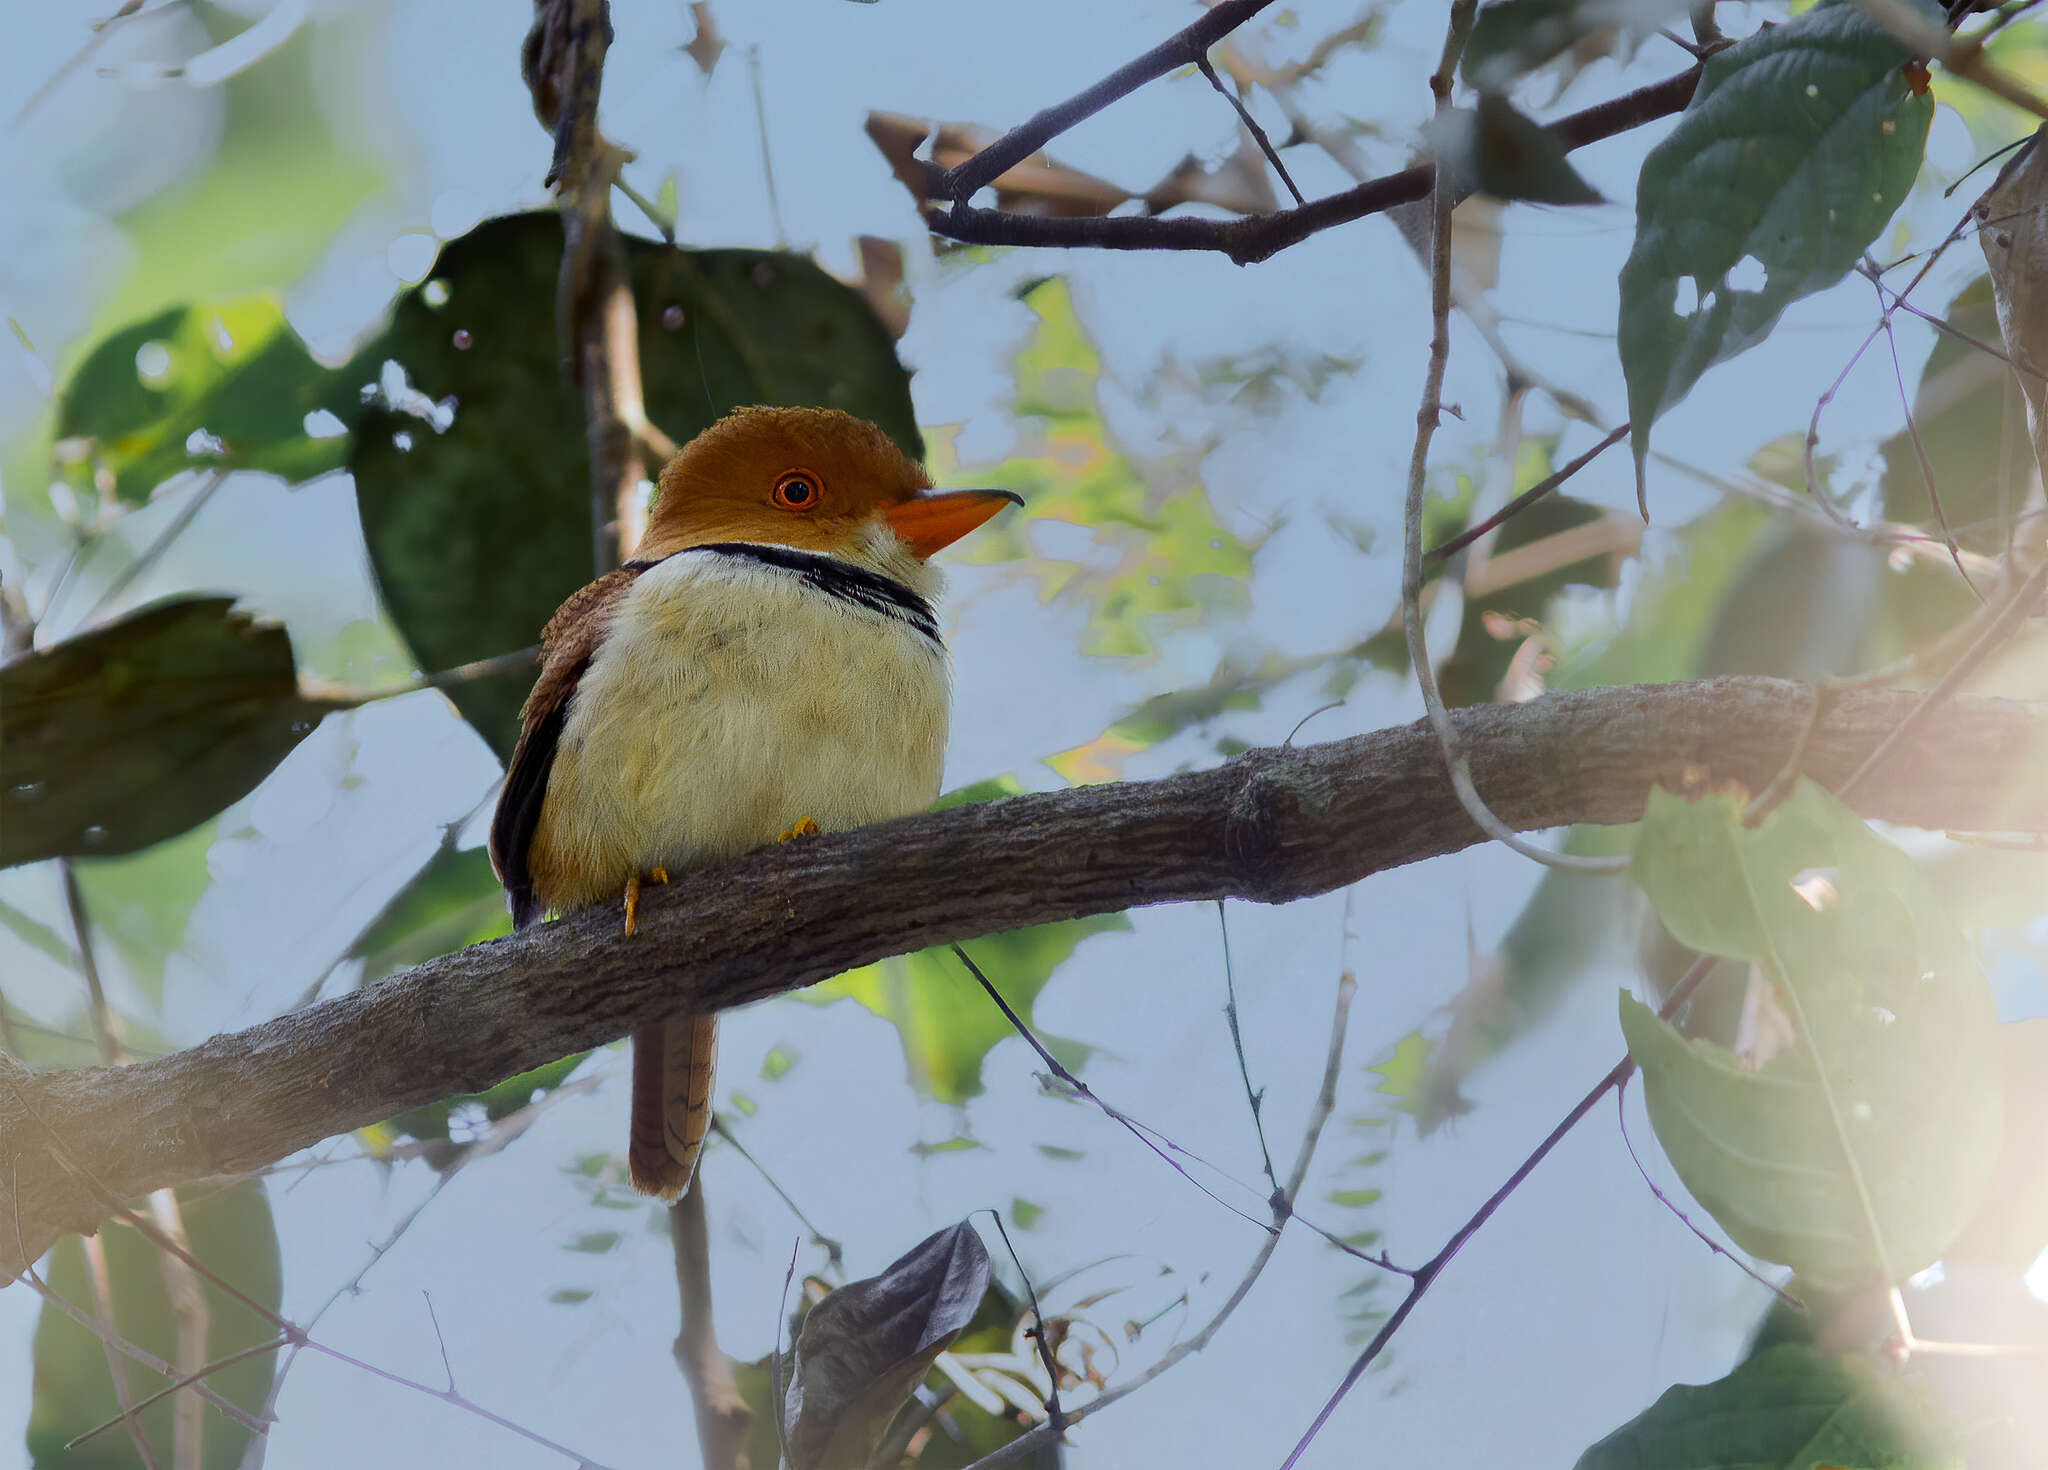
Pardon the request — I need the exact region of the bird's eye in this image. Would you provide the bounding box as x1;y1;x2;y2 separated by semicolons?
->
772;471;820;510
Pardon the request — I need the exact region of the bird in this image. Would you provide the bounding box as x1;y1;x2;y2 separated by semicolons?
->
489;405;1020;1199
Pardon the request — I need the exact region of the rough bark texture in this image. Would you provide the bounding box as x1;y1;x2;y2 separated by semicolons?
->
6;677;2046;1279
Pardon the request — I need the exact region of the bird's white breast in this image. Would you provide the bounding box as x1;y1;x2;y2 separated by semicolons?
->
530;542;949;910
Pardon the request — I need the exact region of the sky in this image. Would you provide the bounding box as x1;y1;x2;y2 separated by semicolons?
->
2;1;2044;1467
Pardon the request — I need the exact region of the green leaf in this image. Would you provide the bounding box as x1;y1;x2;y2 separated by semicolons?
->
934;279;1254;660
345;212;922;761
73;820;219;1004
1878;275;2033;559
0;896;74;970
1551;497;1777;689
1463;0;1694;93
1622;782;2002;1290
810;915;1123;1104
1576;1345;1961;1469
1619;2;1935;496
55;294;350;508
347;845;512;988
383;1052;586;1149
27;1180;282;1469
1;598;329;866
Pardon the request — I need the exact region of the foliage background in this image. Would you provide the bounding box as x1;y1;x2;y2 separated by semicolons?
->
2;0;2046;1466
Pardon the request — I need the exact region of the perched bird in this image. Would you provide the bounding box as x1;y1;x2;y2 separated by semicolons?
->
490;406;1019;1199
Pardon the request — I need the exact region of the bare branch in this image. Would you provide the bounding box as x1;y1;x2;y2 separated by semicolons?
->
938;0;1281;202
671;1184;752;1470
5;679;2048;1278
926;65;1703;265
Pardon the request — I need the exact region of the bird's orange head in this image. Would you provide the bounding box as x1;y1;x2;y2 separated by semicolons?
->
639;406;1018;561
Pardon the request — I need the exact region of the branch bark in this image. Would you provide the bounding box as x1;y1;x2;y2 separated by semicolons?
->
6;677;2047;1280
925;63;1703;264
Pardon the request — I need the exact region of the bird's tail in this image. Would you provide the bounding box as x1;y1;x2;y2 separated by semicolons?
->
629;1014;717;1199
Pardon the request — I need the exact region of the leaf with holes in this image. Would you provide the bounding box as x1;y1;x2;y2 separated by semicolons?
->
1;598;331;866
343;212;921;760
1618;1;1936;502
55;293;352;507
783;1221;991;1470
1622;781;2001;1291
1577;1345;1961;1469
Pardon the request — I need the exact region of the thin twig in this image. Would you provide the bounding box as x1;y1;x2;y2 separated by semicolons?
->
12;1073;614;1468
1215;903;1279;1198
748;45;785;245
1614;1079;1804;1307
709;1117;844;1270
81;1233;164;1470
953;944;1276;1233
1839;555;2047;799
61;860;124;1066
671;1183;753;1470
983;1211;1064;1433
67;1336;291;1452
1194;54;1303;206
1425;424;1631;565
1397;7;1624;878
940;0;1280;202
75;470;228;629
145;1188;210;1470
1868;264;1983;599
1277;952;1719;1468
928;65;1703;264
301;646;540;708
961;963;1359;1470
1743;685;1838;827
13;1273;263;1432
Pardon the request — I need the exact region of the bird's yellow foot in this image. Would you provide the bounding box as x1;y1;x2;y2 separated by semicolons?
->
776;817;821;842
621;869;669;938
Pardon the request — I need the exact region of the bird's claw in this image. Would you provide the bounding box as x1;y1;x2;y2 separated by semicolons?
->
621;868;669;937
776;817;821;842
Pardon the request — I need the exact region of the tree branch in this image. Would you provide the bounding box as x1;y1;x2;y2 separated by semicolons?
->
925;64;1703;265
6;677;2047;1279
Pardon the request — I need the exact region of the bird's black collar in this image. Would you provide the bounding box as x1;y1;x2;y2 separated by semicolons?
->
623;542;942;648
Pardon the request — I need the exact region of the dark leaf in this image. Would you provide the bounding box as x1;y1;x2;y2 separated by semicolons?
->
344;211;921;760
1;598;330;866
1576;1345;1961;1469
27;1179;282;1469
1878;276;2034;558
1975;125;2048;436
1430;95;1602;205
55;293;352;507
1463;0;1693;93
347;844;511;987
1619;2;1936;497
783;1221;992;1470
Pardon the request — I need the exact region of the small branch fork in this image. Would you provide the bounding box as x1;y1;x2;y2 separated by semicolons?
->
926;56;1704;265
956;952;1360;1470
7;1077;618;1469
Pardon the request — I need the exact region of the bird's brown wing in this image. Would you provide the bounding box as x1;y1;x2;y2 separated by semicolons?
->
489;565;646;928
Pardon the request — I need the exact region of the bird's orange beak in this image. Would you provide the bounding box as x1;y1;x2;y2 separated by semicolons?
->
883;488;1023;560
